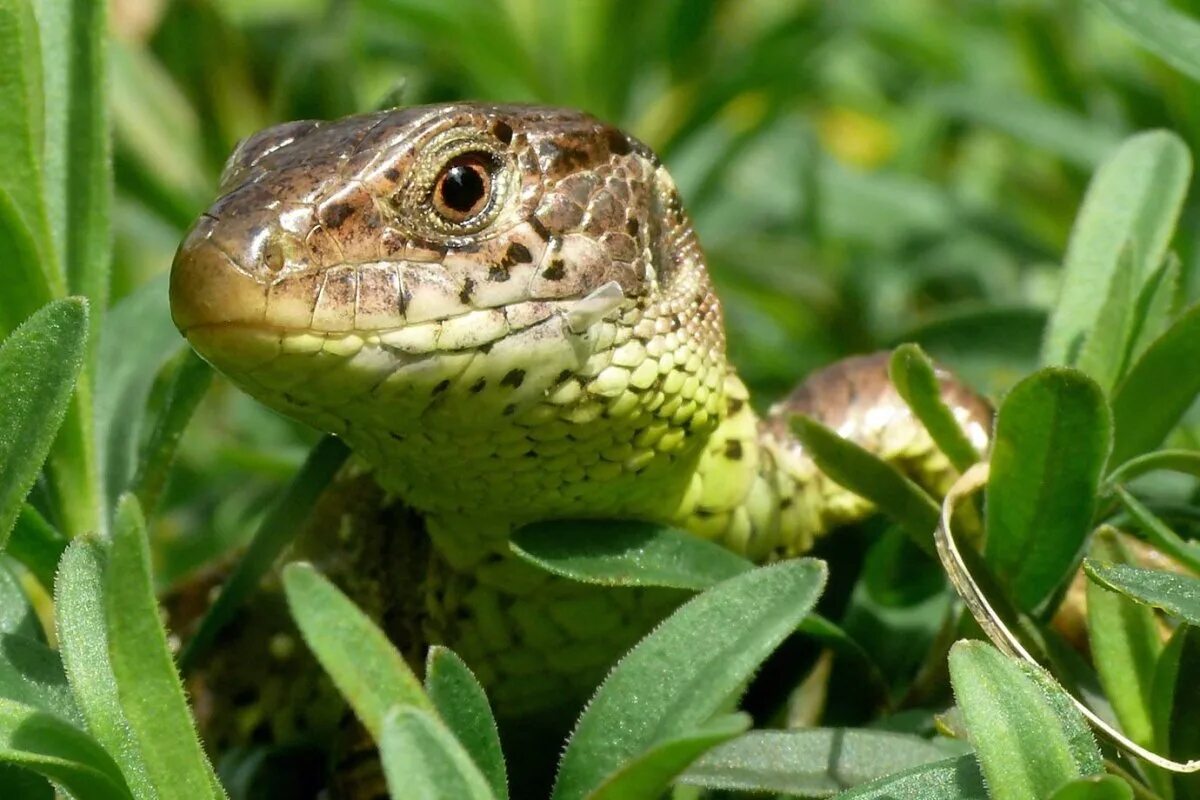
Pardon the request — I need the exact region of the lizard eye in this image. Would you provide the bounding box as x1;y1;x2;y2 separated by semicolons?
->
432;152;495;224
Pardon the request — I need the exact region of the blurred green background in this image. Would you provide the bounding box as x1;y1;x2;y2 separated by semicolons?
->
114;0;1200;580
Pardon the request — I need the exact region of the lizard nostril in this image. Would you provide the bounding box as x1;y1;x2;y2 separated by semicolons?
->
262;239;285;273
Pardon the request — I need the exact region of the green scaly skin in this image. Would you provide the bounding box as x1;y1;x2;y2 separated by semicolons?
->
169;103;990;745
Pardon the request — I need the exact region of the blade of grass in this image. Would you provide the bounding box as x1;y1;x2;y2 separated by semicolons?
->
104;496;224;799
1112;487;1200;576
1090;0;1200;83
6;505;67;590
282;562;433;740
132;350;213;516
179;435;350;671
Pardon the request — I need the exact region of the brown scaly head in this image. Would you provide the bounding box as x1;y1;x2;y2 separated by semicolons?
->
171;103;730;530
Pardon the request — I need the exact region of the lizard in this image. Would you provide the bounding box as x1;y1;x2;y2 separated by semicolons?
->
168;101;991;792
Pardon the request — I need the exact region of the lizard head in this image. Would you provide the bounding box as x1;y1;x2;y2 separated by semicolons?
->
170;103;726;517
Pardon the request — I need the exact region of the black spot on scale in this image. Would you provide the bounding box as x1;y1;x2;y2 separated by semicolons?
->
488;264;509;282
469;378;487;393
541;259;565;280
502;403;516;416
432;379;451;395
626;218;639;237
459;277;475;304
780;497;794;509
727;397;746;415
527;216;552;241
724;439;744;460
322;202;353;229
500;368;526;388
602;126;633;156
384;167;400;182
506;242;533;264
491;120;514;145
553;369;573;385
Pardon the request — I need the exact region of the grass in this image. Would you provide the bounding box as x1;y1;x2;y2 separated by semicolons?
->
2;0;1200;797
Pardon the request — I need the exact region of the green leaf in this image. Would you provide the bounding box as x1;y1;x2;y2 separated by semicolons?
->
282;562;433;740
1083;561;1200;626
1085;528;1162;748
1111;486;1200;575
1111;303;1200;465
1041;131;1191;371
180;436;350;671
0;698;132;800
1090;0;1200;83
923;85;1123;169
94;274;182;517
132;350;213;516
948;641;1103;800
0;298;87;549
552;559;827;800
833;754;987;799
425;646;507;800
984;368;1111;612
889;344;982;473
583;713;748;800
510;520;752;590
6;505;66;590
379;706;497;800
33;0;110;319
0;633;76;722
791;415;939;555
1047;775;1134;800
55;538;154;800
0;559;40;640
0;0;60;318
1074;246;1137;393
104;496;224;799
1159;627;1200;798
678;728;957;796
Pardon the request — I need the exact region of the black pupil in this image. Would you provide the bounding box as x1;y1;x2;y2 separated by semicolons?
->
441;163;486;213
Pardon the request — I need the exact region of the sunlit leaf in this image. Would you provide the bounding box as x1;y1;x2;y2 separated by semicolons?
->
425;646;507;800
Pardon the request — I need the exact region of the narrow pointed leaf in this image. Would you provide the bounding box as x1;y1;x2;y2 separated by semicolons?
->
678;728;957;797
0;298;87;549
180;435;349;671
1111;486;1200;575
834;755;987;799
56;538;154;800
584;714;748;800
0;560;40;640
1091;0;1200;82
0;698;132;800
1083;561;1200;626
889;344;982;473
511;520;752;590
282;562;433;741
104;496;224;799
791;415;939;555
985;369;1110;612
1042;131;1190;369
425;646;507;800
6;505;66;590
1048;775;1133;800
379;706;496;800
1085;528;1162;748
949;641;1103;800
1111;303;1200;465
553;559;827;800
